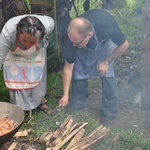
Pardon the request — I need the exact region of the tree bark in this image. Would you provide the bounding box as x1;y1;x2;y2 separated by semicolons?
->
101;0;115;10
0;0;29;31
83;0;90;11
56;0;74;52
141;0;150;109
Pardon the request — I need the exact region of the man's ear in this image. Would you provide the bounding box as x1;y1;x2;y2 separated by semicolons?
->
88;31;93;38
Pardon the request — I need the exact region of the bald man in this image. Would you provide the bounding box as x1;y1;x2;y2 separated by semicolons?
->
59;9;129;126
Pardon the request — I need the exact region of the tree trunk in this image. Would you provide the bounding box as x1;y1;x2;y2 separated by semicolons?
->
0;0;2;31
83;0;90;11
56;0;74;52
0;0;29;31
141;0;150;109
101;0;115;10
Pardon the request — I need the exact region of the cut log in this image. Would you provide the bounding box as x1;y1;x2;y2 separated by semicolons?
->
13;129;32;137
38;131;50;143
8;142;18;150
45;116;110;150
68;125;110;150
103;133;119;150
50;117;74;146
47;122;88;150
45;115;73;146
76;130;109;150
52;115;73;138
46;116;74;146
65;128;85;150
44;131;54;142
82;125;104;139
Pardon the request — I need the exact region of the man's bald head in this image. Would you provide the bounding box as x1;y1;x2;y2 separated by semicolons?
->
67;17;92;37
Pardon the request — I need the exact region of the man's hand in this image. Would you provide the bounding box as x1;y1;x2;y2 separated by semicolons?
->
97;61;109;77
59;95;69;108
96;40;129;77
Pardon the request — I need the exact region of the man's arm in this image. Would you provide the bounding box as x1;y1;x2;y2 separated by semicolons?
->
104;40;129;63
59;61;74;107
97;40;129;76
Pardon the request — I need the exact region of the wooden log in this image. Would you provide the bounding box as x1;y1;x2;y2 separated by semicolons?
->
65;128;85;150
44;131;54;142
38;131;50;143
52;115;73;138
70;130;109;150
47;122;88;150
8;142;18;150
13;129;32;137
103;133;119;150
50;117;74;146
78;129;109;150
46;123;78;147
59;115;73;129
68;126;110;150
82;125;104;139
46;115;73;146
65;123;78;136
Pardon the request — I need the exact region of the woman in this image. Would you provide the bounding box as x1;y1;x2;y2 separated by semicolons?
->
0;14;54;115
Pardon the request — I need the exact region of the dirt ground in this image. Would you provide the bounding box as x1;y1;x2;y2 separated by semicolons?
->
2;78;150;150
85;79;150;138
85;51;150;139
2;46;150;149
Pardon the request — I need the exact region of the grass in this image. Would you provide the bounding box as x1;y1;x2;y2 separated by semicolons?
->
44;73;150;150
1;69;150;149
0;1;149;148
0;70;9;102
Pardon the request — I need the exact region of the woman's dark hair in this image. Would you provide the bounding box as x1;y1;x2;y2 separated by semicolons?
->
17;16;46;40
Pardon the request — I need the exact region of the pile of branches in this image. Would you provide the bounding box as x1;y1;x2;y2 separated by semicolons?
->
40;115;110;150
